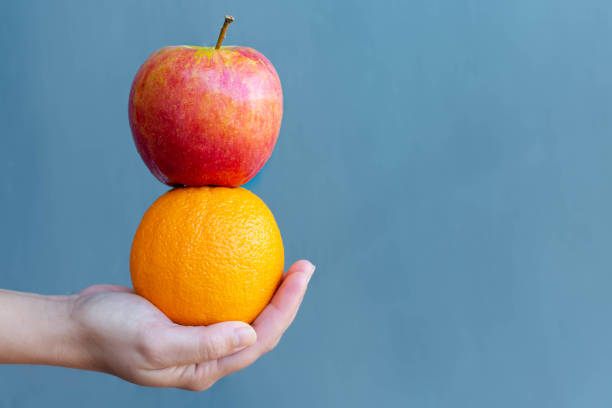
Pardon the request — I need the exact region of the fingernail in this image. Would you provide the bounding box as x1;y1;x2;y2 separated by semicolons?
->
234;327;255;348
305;260;316;274
306;261;316;281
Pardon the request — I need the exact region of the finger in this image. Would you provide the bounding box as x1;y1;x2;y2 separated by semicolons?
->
271;260;314;323
79;284;134;295
124;363;215;391
150;321;257;367
216;260;315;376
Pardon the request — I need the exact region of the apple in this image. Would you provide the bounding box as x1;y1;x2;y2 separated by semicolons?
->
128;16;282;187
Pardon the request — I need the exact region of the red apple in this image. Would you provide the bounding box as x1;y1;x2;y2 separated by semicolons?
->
128;16;282;187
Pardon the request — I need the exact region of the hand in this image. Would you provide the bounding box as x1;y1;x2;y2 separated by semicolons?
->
69;260;315;390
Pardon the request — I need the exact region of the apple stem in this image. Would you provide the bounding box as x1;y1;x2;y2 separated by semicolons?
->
215;15;235;49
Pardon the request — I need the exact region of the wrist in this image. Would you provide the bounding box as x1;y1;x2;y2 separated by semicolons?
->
0;290;92;369
50;293;97;370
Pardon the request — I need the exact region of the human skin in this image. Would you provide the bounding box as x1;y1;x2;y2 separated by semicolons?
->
128;45;283;187
0;260;314;390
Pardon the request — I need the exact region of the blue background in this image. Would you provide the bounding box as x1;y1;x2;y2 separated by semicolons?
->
2;0;612;406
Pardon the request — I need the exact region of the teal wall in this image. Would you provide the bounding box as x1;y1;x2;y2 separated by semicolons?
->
2;0;612;406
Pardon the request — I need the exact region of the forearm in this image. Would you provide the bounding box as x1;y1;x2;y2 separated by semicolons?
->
0;289;89;368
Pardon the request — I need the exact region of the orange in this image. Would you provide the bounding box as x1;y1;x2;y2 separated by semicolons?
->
130;186;284;326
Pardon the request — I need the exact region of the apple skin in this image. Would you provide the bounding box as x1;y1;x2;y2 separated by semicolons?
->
128;46;283;187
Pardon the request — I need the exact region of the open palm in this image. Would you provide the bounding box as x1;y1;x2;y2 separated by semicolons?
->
71;260;314;390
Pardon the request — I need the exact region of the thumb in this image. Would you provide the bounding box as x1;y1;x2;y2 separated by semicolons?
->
156;322;257;365
79;284;134;295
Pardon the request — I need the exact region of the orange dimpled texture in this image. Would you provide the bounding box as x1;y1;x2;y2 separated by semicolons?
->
130;187;284;326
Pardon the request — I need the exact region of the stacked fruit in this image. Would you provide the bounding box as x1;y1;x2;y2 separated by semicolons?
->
128;16;285;326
